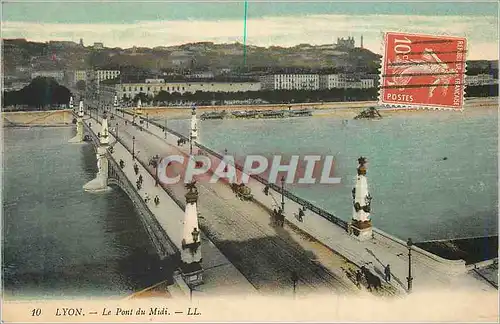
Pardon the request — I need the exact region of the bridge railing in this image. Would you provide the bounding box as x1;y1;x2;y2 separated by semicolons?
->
91;111;188;211
83;118;180;257
113;125;188;212
107;153;179;257
133;112;348;230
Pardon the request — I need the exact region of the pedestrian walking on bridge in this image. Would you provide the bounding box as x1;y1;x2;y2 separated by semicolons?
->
298;207;305;222
356;270;363;288
384;264;391;282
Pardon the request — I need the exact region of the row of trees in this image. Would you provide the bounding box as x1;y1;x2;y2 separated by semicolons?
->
3;77;72;110
125;88;380;105
465;84;498;97
123;85;497;106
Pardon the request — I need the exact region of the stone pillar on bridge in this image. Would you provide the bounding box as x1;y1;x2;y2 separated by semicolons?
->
189;105;199;155
69;101;85;143
350;157;373;241
113;95;119;112
180;182;203;287
83;113;110;192
133;98;141;124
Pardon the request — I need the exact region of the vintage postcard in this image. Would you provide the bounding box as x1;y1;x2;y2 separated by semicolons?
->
1;0;499;322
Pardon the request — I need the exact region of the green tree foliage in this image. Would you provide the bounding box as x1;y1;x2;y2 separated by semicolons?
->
2;77;72;110
465;85;499;97
152;88;379;104
154;90;171;102
133;92;153;103
149;85;497;106
76;80;86;91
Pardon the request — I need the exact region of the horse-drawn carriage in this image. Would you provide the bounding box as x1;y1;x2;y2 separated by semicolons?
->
230;183;253;201
271;208;285;227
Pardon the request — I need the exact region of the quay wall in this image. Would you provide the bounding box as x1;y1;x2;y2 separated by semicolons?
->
2;110;74;126
122;96;497;120
123;101;376;119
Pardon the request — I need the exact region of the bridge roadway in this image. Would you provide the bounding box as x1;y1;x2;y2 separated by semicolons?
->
99;112;362;296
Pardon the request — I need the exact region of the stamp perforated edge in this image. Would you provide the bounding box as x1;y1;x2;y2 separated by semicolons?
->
377;31;468;112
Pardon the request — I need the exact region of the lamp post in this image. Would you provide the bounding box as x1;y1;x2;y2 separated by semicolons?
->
164;119;167;139
187;280;200;303
153;159;159;186
406;238;413;293
280;176;285;212
291;271;299;298
132;136;136;160
116;122;119;139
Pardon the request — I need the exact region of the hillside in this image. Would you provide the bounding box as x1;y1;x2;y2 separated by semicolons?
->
3;39;381;75
2;38;497;77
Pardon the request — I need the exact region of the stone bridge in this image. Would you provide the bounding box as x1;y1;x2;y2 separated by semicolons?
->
82;119;179;261
3;109;74;126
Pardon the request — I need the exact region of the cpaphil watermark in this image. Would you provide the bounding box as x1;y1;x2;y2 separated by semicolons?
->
156;154;341;185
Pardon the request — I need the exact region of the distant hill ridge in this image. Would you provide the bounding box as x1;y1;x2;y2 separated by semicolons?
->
2;38;498;75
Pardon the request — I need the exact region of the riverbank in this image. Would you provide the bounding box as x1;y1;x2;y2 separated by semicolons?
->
138;98;498;120
2;109;73;126
416;235;498;265
2;98;496;125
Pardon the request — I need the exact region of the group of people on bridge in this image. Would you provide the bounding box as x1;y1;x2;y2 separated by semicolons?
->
143;192;160;206
177;138;187;146
131;118;144;131
134;163;160;206
351;264;391;292
272;207;285;227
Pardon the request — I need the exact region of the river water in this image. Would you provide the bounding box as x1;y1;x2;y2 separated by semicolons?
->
2;127;165;299
162;109;498;242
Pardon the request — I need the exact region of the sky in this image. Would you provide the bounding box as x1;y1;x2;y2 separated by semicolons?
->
1;0;499;60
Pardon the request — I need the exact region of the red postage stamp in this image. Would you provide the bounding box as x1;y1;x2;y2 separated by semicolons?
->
379;32;467;110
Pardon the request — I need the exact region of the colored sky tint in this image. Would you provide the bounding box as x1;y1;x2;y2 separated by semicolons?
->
2;1;498;23
1;1;499;59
